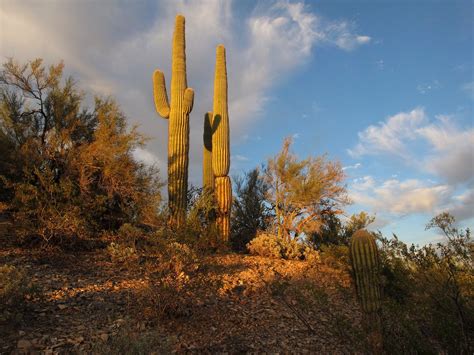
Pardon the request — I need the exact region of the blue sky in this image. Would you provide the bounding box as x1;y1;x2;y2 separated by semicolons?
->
1;0;472;244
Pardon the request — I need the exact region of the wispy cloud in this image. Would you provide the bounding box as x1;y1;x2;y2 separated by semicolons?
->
416;80;441;94
0;0;370;184
350;176;473;221
343;163;361;171
348;107;427;158
348;108;474;222
462;81;474;100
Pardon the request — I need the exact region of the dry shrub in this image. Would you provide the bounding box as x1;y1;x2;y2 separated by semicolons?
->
247;232;319;261
92;324;174;354
0;264;38;324
134;240;199;321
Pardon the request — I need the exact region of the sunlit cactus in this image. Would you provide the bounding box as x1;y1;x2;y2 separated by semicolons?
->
152;14;194;226
350;229;381;313
212;45;231;240
203;111;214;190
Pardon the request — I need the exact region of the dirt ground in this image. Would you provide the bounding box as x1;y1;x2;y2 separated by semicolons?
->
0;243;363;354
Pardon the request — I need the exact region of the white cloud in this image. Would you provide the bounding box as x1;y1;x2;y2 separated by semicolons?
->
343;162;361;171
232;154;249;162
132;147;162;168
348;109;474;224
0;0;370;185
349;109;474;185
348;107;427;158
350;176;473;221
416;115;474;185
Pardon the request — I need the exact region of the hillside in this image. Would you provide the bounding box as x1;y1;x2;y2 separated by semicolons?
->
0;243;361;354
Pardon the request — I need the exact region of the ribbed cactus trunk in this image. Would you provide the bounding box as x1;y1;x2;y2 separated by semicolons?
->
203;111;214;190
153;15;194;226
350;229;383;353
212;45;231;240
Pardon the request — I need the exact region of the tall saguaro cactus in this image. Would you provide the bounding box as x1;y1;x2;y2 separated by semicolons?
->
350;229;383;352
153;15;194;226
203;112;214;190
212;45;231;240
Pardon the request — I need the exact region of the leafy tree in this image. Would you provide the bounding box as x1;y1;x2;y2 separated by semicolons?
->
0;58;162;243
231;168;271;251
264;137;349;241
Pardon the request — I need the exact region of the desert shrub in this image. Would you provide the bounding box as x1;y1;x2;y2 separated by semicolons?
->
107;242;137;264
247;232;316;260
378;213;473;353
319;244;350;270
247;232;281;258
0;59;162;245
0;264;37;323
92;326;173;354
133;239;199;320
231;168;271;251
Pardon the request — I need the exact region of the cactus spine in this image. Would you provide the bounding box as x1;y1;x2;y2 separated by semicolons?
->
203;112;214;190
212;45;231;240
153;15;194;226
350;229;383;352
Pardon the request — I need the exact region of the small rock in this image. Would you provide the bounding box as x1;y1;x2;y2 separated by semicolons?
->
100;333;109;342
18;330;26;336
58;304;67;310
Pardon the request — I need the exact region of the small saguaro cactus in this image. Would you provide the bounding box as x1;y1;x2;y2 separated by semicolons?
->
212;45;231;240
350;229;383;352
203;111;214;190
153;14;194;226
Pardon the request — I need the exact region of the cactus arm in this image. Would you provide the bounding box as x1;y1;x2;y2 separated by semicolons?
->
152;70;170;118
183;87;194;114
203;111;214;190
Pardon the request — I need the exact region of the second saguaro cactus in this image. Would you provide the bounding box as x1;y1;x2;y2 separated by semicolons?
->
350;229;383;353
212;45;231;240
350;229;381;313
153;15;194;226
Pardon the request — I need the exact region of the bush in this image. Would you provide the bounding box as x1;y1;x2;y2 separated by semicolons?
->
247;232;319;261
0;59;162;245
0;264;37;323
133;239;199;320
319;244;350;270
107;242;137;264
378;213;474;353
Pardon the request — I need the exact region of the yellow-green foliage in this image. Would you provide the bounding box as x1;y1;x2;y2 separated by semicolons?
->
212;45;231;240
153;15;194;226
350;229;381;313
202;111;214;190
247;233;319;261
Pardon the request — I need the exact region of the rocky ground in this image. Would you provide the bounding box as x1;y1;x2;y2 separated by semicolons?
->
0;241;363;354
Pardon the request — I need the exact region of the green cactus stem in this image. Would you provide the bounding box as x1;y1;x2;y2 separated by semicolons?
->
350;229;383;353
212;45;231;240
153;14;194;226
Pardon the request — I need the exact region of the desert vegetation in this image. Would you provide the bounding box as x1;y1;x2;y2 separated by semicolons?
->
0;13;472;355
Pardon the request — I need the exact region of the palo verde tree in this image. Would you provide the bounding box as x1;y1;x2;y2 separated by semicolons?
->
0;58;162;243
264;137;349;241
